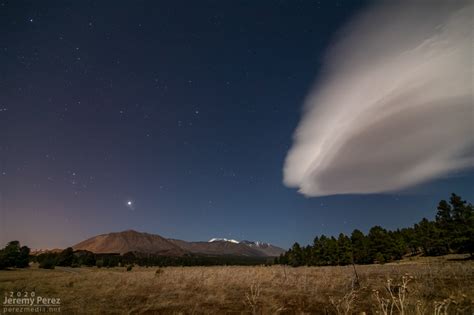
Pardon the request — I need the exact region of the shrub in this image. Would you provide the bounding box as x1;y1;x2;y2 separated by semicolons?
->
57;247;74;266
39;258;56;269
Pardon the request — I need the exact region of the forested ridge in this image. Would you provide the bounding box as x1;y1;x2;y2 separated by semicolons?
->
276;194;474;266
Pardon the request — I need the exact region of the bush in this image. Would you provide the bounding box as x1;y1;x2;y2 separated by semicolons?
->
96;260;104;268
39;258;56;269
374;252;386;264
126;265;133;271
57;247;74;266
76;250;96;266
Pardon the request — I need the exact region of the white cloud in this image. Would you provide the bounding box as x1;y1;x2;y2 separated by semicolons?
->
283;2;473;197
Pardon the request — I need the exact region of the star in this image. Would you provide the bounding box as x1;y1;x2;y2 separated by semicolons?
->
126;200;135;211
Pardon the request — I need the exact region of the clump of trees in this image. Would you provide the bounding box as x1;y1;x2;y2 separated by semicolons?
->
0;241;30;269
34;248;99;269
276;194;474;267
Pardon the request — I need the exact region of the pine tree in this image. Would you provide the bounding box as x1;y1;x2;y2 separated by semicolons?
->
336;233;352;265
415;218;446;255
388;230;408;260
326;237;339;265
310;236;321;266
288;242;303;267
351;229;369;264
399;227;419;256
436;198;453;252
448;194;474;255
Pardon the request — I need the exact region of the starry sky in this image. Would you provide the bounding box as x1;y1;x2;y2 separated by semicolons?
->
1;1;473;250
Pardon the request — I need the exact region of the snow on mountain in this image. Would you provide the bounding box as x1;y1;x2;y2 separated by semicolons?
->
208;238;286;256
208;238;240;244
240;240;269;247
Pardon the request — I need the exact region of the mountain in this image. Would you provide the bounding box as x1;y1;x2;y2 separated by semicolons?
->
168;239;266;257
72;230;186;255
72;230;285;257
206;238;285;256
169;238;285;257
239;240;286;257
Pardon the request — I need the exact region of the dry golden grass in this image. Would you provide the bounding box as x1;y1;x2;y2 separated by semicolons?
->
0;258;473;314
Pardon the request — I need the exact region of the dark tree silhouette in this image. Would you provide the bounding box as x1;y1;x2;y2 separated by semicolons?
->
277;194;474;267
0;241;30;269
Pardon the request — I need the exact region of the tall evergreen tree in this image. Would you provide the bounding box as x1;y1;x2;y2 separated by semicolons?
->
388;230;407;260
368;226;391;263
436;198;454;252
351;229;369;264
337;233;352;265
399;227;419;256
448;194;474;255
288;242;303;267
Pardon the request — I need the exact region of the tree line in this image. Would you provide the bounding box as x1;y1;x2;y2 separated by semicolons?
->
0;244;271;269
31;250;271;269
275;194;474;267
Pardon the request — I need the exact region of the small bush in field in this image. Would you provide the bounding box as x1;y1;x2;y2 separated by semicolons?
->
126;265;133;271
39;258;55;269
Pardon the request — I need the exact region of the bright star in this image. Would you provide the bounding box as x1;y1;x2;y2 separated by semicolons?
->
126;200;135;210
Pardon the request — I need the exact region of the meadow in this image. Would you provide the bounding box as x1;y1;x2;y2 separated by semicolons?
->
0;256;473;314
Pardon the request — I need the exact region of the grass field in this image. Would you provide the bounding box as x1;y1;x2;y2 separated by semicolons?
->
1;256;473;314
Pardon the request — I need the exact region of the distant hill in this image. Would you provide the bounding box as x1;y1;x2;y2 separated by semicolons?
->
72;230;285;257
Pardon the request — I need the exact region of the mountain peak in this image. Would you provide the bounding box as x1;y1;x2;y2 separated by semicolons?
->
73;230;185;255
118;229;141;234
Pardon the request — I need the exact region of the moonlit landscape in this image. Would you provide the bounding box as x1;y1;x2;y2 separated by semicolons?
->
1;1;473;314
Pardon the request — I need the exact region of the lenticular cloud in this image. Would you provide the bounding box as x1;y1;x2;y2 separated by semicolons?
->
283;2;473;197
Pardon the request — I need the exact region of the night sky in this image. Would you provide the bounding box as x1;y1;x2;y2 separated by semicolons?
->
1;1;473;249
